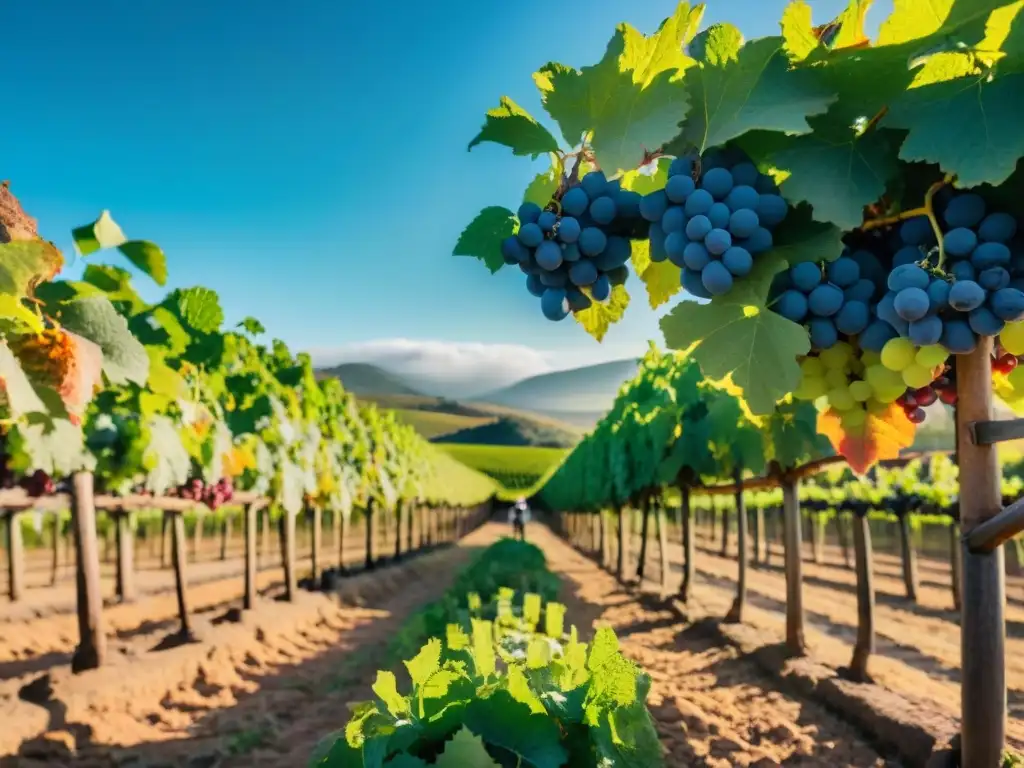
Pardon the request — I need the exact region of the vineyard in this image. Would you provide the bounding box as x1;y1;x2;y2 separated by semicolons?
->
5;0;1024;766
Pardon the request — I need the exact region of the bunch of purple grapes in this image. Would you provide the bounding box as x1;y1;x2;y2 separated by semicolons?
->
501;170;644;321
643;151;788;298
174;477;235;509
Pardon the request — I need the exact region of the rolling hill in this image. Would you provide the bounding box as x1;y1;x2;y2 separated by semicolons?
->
433;415;579;449
314;362;423;396
474;358;639;418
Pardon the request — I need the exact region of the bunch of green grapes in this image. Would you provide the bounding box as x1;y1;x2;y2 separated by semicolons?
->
794;337;948;428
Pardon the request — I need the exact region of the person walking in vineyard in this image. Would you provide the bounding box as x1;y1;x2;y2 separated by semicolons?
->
508;498;529;541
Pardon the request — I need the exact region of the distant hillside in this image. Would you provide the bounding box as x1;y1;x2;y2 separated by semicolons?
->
316;363;423;397
475;358;639;416
389;408;493;440
435;415;579;449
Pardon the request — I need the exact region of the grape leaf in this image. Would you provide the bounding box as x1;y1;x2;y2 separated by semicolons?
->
119;240;168;286
143;415;191;495
630;239;680;309
680;28;836;152
372;671;410;718
765;204;846;270
405;638;442;688
767;400;833;469
169;287;224;334
238;316;266;335
58;296;150;386
0;240;64;299
435;728;501;768
818;402;915;474
0;341;47;416
660;279;810;415
10;419;95;475
522;156;561;208
463;691;568;768
574;283;629;341
453;207;516;274
780;0;820;62
883;67;1024;188
468;97;561;158
72;211;127;255
771;121;903;230
534;2;701;174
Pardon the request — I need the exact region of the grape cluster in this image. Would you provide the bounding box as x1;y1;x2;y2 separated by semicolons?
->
172;477;235;510
0;433;57;496
501;170;643;321
643;152;788;298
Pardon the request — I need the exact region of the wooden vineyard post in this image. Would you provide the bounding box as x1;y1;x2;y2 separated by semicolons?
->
679;485;694;602
849;502;875;682
636;495;651;582
71;471;106;672
114;509;137;603
956;340;1006;767
782;476;806;654
364;502;376;571
754;505;765;565
655;501;670;598
339;511;349;571
243;503;257;611
720;495;731;557
171;511;196;641
406;502;414;554
950;515;963;611
6;511;24;602
283;510;297;599
260;507;270;566
160;511;170;568
615;506;627;581
394;502;403;560
600;510;611;570
220;514;232;561
835;513;852;569
311;505;322;585
50;514;61;586
726;468;747;624
897;505;919;602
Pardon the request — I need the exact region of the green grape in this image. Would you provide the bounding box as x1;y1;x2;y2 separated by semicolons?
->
849;380;873;401
1001;320;1024;356
865;363;904;392
828;386;856;411
915;344;948;369
861;350;882;368
1008;366;1024;390
902;363;934;389
820;342;853;370
841;407;866;429
794;374;827;400
866;397;889;414
880;337;917;371
801;356;826;378
825;367;849;388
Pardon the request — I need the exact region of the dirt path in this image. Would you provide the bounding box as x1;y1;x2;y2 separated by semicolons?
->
0;526;501;767
526;525;893;767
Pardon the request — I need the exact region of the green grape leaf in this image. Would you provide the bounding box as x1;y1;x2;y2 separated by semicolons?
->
434;728;501;768
575;283;629;341
168;287;224;334
883;68;1024;188
10;419;95;475
767;204;846;269
463;691;568;768
630;239;680;309
534;2;702;175
0;342;47;417
471;619;496;679
143;415;191;495
387;755;430;768
453;207;516;274
58;295;150;386
72;211;127;256
660;277;810;415
0;240;64;299
468;97;561;158
523;156;562;208
372;671;410;718
238;316;265;335
680;28;836;152
769;400;833;469
659;417;714;482
405;638;442;688
118;240;168;286
506;665;546;714
771;122;903;230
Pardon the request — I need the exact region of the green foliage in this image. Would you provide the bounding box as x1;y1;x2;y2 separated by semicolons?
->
313;563;662;768
439;444;566;495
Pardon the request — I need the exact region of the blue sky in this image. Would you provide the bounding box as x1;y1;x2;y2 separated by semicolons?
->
7;0;884;388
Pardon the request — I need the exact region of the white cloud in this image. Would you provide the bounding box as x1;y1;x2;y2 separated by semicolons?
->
305;338;558;397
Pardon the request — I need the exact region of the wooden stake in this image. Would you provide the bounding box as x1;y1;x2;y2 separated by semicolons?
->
6;511;24;602
782;477;806;654
956;341;1006;768
71;472;106;672
243;503;257;610
171;512;195;640
114;510;136;602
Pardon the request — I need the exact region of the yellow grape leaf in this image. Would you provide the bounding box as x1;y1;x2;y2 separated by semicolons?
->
630;239;680;309
574;283;629;341
817;403;915;475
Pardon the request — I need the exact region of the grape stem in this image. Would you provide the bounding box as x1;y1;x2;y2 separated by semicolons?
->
859;106;889;136
924;175;955;270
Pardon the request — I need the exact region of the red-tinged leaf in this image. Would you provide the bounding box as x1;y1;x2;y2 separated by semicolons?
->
817;403;916;475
